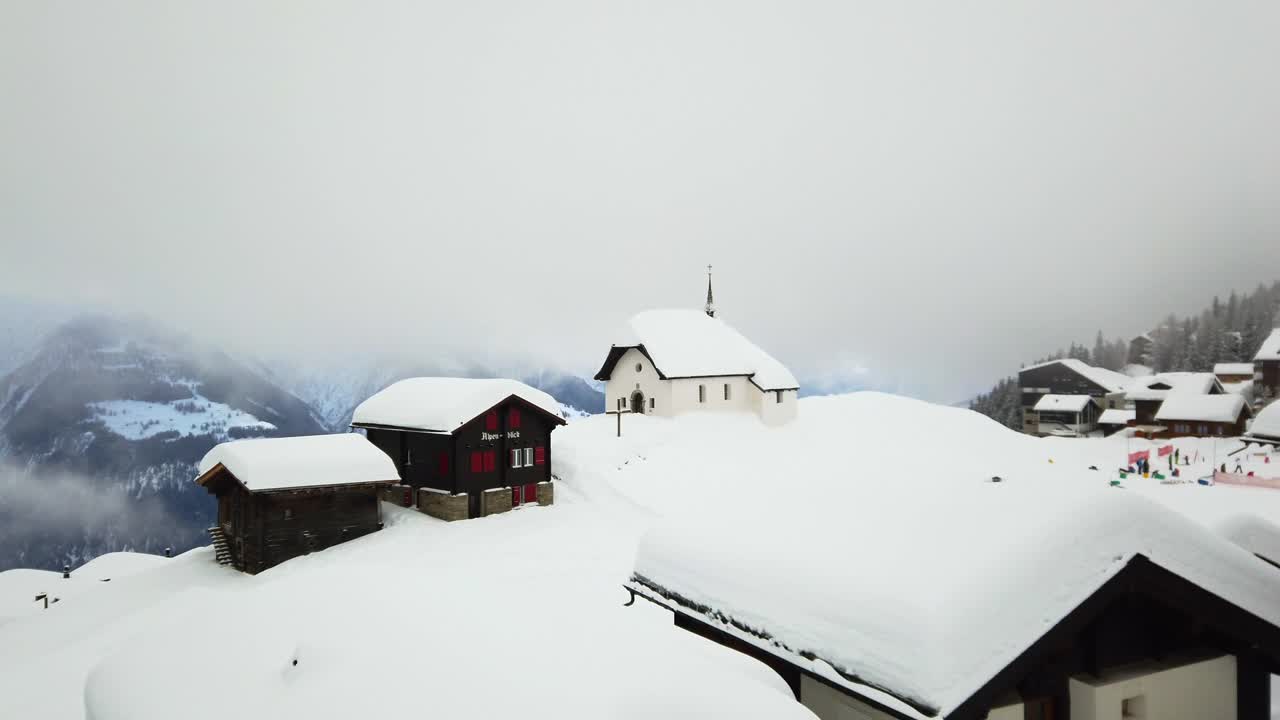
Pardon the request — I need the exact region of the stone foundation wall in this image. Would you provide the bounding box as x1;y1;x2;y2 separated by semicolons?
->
417;489;470;522
536;481;554;506
382;484;414;507
480;487;512;516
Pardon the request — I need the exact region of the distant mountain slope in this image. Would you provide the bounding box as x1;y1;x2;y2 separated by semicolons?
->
0;314;327;571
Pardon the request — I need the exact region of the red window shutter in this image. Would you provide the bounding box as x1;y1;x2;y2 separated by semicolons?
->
535;446;546;465
470;451;482;473
511;486;521;507
509;408;521;429
524;483;537;503
483;450;495;472
438;453;449;476
485;411;498;431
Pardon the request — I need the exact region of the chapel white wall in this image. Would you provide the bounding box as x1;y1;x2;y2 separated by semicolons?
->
1067;654;1236;720
666;376;754;415
604;348;669;415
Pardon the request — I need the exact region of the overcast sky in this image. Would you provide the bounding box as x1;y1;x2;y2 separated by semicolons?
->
3;1;1279;402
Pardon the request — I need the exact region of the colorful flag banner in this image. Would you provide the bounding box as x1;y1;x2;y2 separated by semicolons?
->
1128;450;1149;464
1157;445;1173;457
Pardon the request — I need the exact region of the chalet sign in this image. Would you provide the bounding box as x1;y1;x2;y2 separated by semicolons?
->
481;431;521;442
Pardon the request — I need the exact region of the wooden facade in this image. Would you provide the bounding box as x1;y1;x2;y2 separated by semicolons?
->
632;553;1280;720
1154;414;1250;439
199;468;392;574
356;394;565;517
1258;360;1280;399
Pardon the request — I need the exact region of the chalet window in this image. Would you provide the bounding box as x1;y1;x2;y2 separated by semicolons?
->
437;453;449;476
724;383;731;400
509;408;521;429
483;450;496;472
470;451;483;473
485;411;498;431
511;449;522;469
283;508;293;520
535;446;546;465
405;448;412;466
523;447;534;467
699;385;706;403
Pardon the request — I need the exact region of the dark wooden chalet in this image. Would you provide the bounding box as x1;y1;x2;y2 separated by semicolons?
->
1154;394;1253;439
1018;359;1129;436
630;554;1280;720
351;378;566;518
1256;329;1280;400
194;434;400;574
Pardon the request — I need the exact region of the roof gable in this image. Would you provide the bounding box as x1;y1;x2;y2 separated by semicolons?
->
195;434;400;492
1020;359;1130;394
596;310;798;391
1255;329;1280;361
351;378;565;433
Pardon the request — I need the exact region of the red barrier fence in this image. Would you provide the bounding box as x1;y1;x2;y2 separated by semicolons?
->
1213;471;1280;490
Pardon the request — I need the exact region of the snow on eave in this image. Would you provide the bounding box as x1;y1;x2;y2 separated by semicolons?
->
1020;358;1130;394
601;309;799;392
1215;363;1256;375
350;377;565;432
1098;409;1135;425
1033;394;1095;413
1154;394;1249;423
196;434;401;492
1253;329;1280;361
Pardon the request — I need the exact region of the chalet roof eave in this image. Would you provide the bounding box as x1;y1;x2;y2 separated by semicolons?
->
194;462;400;495
352;392;567;434
630;553;1280;720
595;343;668;382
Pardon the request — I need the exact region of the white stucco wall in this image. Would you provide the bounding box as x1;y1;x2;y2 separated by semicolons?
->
1068;654;1236;720
603;348;798;424
603;348;670;416
799;676;899;720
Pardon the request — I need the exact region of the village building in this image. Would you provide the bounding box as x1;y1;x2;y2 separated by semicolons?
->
626;489;1280;720
1255;329;1280;402
194;434;400;574
1244;401;1280;446
1030;394;1100;437
1096;408;1134;436
1125;372;1224;434
1154;394;1252;439
351;377;565;520
1127;333;1153;366
595;273;799;426
1216;363;1257;385
1017;359;1130;437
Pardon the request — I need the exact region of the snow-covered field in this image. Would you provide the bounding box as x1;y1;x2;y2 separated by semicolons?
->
3;392;1280;718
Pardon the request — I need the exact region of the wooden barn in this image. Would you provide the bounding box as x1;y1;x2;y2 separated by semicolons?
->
195;434;401;574
351;377;566;519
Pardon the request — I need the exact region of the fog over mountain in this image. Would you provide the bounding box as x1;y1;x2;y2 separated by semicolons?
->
4;2;1280;403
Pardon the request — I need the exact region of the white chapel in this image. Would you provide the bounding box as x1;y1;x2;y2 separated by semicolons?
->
593;271;799;426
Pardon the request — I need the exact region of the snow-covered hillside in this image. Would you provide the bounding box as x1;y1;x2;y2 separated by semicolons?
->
2;392;1280;719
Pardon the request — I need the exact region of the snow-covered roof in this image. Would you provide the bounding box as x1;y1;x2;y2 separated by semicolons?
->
1032;394;1095;413
1254;329;1280;362
1126;372;1220;402
1222;379;1254;397
1020;358;1130;394
1097;409;1135;425
351;377;564;432
631;481;1280;719
197;434;400;492
602;309;798;391
1215;363;1256;376
1121;363;1153;378
1155;394;1248;424
1249;402;1280;440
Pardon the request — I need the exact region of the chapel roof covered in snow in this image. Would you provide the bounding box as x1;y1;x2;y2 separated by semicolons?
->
1020;358;1130;394
1125;372;1221;402
1031;394;1095;413
196;434;401;492
1255;329;1280;362
350;377;565;433
628;484;1280;719
1154;394;1249;424
594;309;798;391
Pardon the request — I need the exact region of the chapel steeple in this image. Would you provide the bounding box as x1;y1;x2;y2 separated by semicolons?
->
705;265;716;318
